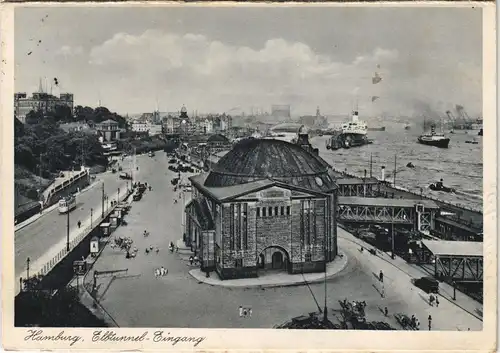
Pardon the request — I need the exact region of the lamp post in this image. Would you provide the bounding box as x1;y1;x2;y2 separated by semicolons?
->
101;182;105;218
66;210;70;252
323;213;328;324
391;208;395;260
90;208;93;227
117;187;120;203
26;257;31;280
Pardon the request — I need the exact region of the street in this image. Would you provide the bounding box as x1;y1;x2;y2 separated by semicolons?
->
15;162;133;280
88;152;482;330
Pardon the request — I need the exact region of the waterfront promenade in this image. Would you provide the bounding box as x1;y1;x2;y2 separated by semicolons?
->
86;151;482;330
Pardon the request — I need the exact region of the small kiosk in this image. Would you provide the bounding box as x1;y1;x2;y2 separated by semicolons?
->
90;236;99;257
110;215;119;230
100;222;111;236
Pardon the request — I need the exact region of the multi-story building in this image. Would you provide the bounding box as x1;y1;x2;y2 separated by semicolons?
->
131;121;150;133
197;114;233;134
162;115;182;134
185;134;338;280
271;104;291;119
14;91;74;123
148;124;163;136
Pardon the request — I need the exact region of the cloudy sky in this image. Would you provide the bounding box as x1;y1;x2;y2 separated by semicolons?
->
15;6;482;117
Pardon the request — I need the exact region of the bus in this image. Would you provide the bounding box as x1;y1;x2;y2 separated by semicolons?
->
58;195;76;214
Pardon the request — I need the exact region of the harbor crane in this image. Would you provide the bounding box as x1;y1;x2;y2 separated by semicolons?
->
445;110;456;124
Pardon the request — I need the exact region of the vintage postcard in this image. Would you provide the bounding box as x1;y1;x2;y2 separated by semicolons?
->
1;2;496;352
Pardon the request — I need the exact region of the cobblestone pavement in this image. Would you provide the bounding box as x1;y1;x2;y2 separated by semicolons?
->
88;152;482;330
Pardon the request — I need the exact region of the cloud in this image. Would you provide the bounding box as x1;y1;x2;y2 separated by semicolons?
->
55;45;84;57
86;30;479;116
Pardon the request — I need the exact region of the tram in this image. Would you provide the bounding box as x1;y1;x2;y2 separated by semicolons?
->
58;195;77;214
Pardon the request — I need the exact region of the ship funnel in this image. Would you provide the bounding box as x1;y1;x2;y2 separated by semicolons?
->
381;166;386;181
352;111;359;123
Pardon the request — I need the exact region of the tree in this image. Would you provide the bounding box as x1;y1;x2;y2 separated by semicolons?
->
14;117;25;137
51;104;73;123
25;110;43;125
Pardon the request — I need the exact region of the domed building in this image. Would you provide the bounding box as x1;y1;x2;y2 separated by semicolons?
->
185;137;339;280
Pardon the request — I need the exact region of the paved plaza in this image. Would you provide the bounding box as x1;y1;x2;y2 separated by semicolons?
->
86;152;483;330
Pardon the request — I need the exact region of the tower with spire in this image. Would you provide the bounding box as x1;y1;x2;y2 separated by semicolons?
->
38;77;44;93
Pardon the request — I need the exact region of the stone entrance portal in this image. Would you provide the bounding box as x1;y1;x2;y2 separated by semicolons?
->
258;246;289;272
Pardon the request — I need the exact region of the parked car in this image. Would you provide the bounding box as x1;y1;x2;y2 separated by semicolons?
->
413;276;439;294
119;172;132;180
133;193;142;201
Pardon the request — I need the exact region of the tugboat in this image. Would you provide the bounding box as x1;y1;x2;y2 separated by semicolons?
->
429;179;455;193
417;125;450;148
404;123;411;130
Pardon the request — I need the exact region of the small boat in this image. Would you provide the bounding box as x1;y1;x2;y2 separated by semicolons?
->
478;128;483;136
404;124;411;130
429;179;455;193
406;162;415;168
417;125;450;148
465;139;479;145
368;126;386;131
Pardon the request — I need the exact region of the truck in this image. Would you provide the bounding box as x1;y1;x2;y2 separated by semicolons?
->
119;172;132;180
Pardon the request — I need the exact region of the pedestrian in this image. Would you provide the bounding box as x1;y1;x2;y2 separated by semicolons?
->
77;220;81;228
249;308;252;317
175;246;179;253
379;270;384;282
436;296;439;307
189;256;194;265
194;255;199;265
381;283;385;298
384;307;388;317
410;315;416;328
429;294;435;307
428;315;432;331
239;306;243;318
156;247;160;254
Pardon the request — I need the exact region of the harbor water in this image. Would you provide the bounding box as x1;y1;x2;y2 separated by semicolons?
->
311;129;483;212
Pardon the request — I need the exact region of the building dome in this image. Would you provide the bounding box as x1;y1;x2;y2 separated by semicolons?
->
270;122;303;134
181;105;187;113
204;138;336;191
207;134;230;143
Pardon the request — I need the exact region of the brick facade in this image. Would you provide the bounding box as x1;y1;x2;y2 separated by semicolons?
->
186;184;338;280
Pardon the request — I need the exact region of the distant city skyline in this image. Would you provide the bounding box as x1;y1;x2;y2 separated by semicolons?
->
15;6;482;118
